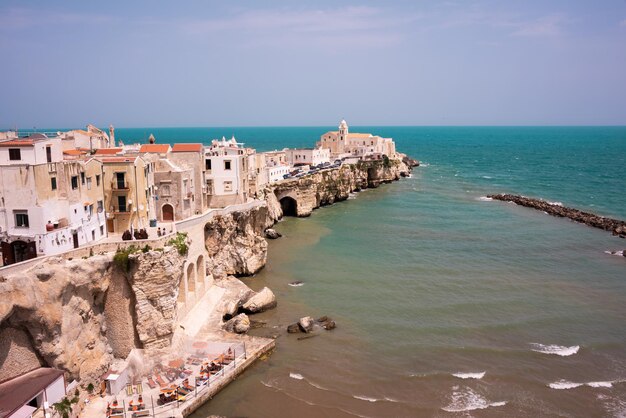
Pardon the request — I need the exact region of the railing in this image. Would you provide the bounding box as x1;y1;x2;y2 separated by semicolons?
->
112;181;130;190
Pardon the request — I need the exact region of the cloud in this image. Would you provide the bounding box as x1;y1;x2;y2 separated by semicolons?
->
0;7;115;29
511;15;571;37
178;6;420;49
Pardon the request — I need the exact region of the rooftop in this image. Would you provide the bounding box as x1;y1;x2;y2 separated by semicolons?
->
0;368;64;418
94;148;123;155
139;144;171;153
172;143;203;153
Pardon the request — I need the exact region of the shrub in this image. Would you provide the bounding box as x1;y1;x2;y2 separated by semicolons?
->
141;244;152;253
86;383;94;394
113;245;139;272
167;232;188;256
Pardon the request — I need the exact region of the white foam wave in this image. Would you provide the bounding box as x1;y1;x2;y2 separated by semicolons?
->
288;282;304;287
442;387;507;412
477;196;493;202
289;372;304;380
531;343;579;356
453;371;486;380
307;380;330;391
482;175;493;179
549;380;583;390
605;250;624;257
587;381;613;388
384;397;401;403
548;201;563;206
353;395;378;402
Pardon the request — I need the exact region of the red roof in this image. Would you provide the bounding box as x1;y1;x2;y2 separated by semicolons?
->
94;148;123;155
172;143;203;153
139;144;171;153
0;139;34;147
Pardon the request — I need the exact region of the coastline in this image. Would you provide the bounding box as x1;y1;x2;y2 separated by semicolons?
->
0;156;415;418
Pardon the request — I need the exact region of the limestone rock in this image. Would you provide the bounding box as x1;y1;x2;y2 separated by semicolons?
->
298;316;315;333
287;323;301;333
265;228;282;239
242;287;277;313
223;313;250;334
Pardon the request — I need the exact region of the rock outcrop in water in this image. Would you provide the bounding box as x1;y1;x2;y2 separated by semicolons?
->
488;194;626;238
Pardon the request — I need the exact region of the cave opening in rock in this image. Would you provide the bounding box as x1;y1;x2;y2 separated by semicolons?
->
280;196;298;217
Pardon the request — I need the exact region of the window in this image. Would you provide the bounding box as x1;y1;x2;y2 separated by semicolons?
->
46;146;52;163
71;176;79;189
224;160;231;170
205;159;211;170
100;225;104;235
96;174;101;186
91;230;95;240
224;181;232;191
15;211;29;227
51;177;57;190
87;177;92;190
97;200;103;212
8;149;21;161
80;172;85;184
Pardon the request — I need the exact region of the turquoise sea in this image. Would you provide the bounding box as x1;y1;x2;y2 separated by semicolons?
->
124;127;626;416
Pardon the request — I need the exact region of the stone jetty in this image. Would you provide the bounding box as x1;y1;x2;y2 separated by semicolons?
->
488;194;626;238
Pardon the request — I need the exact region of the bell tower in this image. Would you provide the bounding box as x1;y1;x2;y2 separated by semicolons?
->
338;119;348;154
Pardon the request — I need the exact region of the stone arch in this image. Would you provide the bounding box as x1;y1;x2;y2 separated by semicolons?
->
162;204;174;222
196;255;205;285
279;196;298;217
186;263;196;294
177;272;187;303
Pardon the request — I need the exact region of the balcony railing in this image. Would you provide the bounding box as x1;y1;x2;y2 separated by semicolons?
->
111;181;129;190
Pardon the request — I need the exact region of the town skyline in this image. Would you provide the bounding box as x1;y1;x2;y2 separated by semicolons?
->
2;1;626;127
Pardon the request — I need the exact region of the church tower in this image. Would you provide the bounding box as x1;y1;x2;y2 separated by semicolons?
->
338;119;348;154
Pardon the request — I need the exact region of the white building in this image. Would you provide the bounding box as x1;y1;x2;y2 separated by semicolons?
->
267;165;290;183
203;137;250;207
0;134;107;265
318;120;396;159
284;147;330;167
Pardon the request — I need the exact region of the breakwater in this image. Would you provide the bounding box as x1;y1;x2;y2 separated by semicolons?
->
488;193;626;238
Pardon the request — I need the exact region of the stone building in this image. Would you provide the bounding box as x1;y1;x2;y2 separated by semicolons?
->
169;143;207;215
284;147;331;167
318;120;396;158
203;137;250;207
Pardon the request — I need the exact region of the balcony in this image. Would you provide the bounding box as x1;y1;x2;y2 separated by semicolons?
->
111;205;130;213
111;181;129;191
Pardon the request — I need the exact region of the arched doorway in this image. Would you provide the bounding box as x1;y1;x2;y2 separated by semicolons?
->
162;204;174;222
280;196;298;217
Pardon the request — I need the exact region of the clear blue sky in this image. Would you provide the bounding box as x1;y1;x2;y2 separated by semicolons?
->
1;1;625;127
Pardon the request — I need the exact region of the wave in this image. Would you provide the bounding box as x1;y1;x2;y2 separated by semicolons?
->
531;343;579;356
547;201;563;206
353;395;378;402
453;371;486;380
605;250;624;257
481;175;493;179
548;380;583;390
289;372;304;380
288;281;304;287
587;381;613;388
442;387;507;412
477;196;493;202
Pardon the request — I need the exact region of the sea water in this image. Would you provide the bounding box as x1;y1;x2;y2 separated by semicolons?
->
118;126;626;416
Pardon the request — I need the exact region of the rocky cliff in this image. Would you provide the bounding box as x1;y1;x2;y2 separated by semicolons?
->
264;156;413;219
204;205;273;279
0;246;187;383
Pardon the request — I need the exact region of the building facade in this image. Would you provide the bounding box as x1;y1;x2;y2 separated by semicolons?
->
318;120;396;158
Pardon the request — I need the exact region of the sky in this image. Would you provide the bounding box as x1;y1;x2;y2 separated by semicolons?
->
1;0;625;127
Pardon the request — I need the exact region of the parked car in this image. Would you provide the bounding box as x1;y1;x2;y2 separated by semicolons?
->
283;174;291;179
